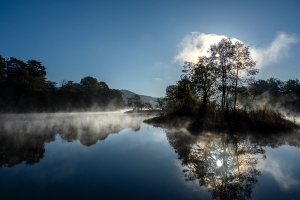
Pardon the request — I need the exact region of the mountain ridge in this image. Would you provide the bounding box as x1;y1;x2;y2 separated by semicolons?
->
119;89;159;106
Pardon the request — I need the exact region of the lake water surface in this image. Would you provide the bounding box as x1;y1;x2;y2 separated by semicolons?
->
0;112;299;200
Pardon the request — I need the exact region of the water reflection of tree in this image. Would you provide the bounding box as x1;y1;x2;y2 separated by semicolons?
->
167;130;268;200
132;125;141;132
0;131;56;168
0;113;149;167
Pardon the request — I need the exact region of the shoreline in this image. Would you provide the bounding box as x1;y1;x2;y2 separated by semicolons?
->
143;110;300;134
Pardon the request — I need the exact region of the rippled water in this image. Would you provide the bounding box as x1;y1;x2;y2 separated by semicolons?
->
0;112;299;200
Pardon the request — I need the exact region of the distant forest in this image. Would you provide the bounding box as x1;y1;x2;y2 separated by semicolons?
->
0;56;125;112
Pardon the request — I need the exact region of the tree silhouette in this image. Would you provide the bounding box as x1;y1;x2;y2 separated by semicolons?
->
155;97;166;110
80;76;99;94
208;38;235;109
166;130;266;200
165;77;196;114
183;56;218;110
144;102;153;110
127;94;144;111
231;42;257;110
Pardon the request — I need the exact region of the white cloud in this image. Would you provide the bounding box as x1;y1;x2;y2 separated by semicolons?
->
174;32;241;64
154;78;162;81
249;32;298;68
174;32;298;69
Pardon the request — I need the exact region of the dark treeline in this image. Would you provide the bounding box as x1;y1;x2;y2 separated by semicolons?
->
0;56;125;112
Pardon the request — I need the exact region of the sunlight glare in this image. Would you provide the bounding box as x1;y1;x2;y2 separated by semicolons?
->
215;53;220;58
216;160;222;167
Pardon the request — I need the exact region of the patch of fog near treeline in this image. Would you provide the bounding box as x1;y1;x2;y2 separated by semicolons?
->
237;91;300;125
0;110;154;146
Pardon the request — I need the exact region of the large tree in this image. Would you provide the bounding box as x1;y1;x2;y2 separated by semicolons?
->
208;38;235;108
183;56;218;110
231;42;257;110
208;38;258;109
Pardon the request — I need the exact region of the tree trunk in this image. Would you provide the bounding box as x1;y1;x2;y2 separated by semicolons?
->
234;67;238;110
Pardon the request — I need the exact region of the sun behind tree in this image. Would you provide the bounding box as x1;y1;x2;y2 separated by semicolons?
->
144;38;299;133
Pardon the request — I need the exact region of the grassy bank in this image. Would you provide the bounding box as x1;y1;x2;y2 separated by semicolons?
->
144;108;299;134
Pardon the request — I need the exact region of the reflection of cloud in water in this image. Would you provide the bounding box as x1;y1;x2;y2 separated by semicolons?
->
259;146;300;190
264;161;299;190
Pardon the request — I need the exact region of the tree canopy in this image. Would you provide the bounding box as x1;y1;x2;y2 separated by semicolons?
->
164;38;260;115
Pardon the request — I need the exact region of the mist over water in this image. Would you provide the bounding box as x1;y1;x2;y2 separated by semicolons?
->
0;110;148;144
0;111;152;168
0;111;300;200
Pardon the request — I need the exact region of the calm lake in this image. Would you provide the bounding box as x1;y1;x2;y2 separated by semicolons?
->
0;112;299;200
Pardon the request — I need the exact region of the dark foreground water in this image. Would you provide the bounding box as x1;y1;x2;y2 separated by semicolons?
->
0;112;299;200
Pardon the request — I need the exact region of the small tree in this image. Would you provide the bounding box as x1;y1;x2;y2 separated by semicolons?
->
155;97;166;110
144;102;153;110
170;77;196;114
164;85;177;113
127;94;143;111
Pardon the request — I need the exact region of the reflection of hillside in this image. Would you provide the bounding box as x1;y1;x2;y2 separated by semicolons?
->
166;129;300;200
0;112;150;167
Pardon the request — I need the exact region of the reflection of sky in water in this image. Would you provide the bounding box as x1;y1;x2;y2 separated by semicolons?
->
0;113;300;200
260;146;300;190
0;114;211;200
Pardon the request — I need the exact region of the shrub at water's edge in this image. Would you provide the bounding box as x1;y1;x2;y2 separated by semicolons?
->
144;108;299;133
188;108;299;133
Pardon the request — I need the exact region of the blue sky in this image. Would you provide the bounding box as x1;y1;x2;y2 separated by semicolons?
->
0;0;299;97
